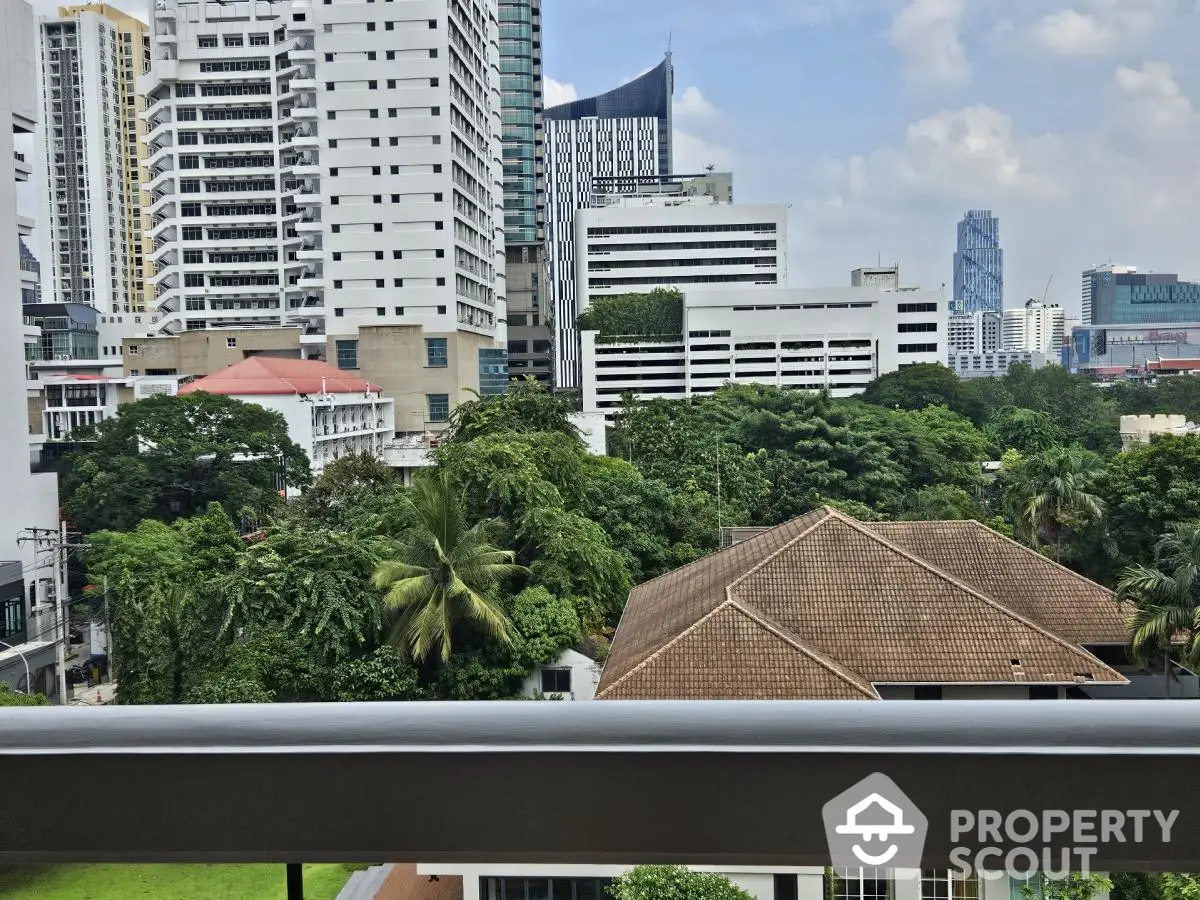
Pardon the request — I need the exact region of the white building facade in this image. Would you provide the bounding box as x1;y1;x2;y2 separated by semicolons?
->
581;286;946;416
948;350;1048;379
143;0;507;381
545;115;659;386
36;4;151;349
574;185;786;317
947;311;1000;354
1002;300;1064;353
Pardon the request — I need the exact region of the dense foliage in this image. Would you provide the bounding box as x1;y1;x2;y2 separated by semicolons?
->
73;366;1200;704
607;866;754;900
62;392;310;533
575;288;683;342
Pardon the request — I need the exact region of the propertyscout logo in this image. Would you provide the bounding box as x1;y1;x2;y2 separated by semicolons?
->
822;773;1180;877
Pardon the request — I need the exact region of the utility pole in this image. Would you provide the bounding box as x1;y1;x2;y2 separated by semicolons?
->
18;524;87;705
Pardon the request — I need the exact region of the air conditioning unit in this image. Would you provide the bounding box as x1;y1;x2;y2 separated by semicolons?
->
54;354;71;361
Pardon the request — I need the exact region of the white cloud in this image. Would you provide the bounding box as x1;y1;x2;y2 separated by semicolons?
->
543;77;579;109
792;63;1200;311
1031;0;1174;56
888;0;971;88
675;86;718;120
673;130;737;174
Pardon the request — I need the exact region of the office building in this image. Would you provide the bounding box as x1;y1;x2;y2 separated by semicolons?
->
2;0;64;698
1002;299;1065;353
952;209;1002;314
144;0;508;428
580;285;946;416
1081;265;1200;326
544;55;673;387
948;349;1048;379
851;264;899;290
498;0;548;383
575;173;785;316
1068;323;1200;376
947;310;1000;354
36;3;152;349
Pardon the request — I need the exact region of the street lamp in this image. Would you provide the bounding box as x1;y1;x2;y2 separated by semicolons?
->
0;639;32;694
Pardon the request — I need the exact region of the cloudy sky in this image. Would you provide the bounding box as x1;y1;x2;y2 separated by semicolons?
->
25;0;1200;316
544;0;1200;315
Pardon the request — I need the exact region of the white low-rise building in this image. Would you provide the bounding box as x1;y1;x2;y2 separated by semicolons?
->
581;286;946;416
179;356;397;480
948;349;1048;379
38;372;185;442
1119;414;1200;451
522;648;601;702
1002;300;1065;353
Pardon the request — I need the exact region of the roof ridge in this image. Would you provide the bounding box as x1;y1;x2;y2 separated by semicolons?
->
596;598;878;700
725;506;839;593
738;511;1127;683
724;600;879;699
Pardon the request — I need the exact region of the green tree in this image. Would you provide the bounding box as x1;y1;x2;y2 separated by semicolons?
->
988;407;1066;455
861;363;984;423
0;683;49;706
999;364;1119;453
444;377;580;444
294;452;405;531
575;288;683;341
507;586;583;670
330;646;427;701
63;392;310;533
373;470;524;662
1000;445;1105;561
217;520;385;663
1019;874;1113;900
1097;435;1200;567
1111;873;1165;900
607;866;754;900
900;484;983;521
1116;523;1200;682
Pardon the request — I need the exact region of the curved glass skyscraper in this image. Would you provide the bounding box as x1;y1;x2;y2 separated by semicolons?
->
544;55;675;387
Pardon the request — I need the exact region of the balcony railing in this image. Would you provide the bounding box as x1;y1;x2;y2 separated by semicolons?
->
0;702;1198;866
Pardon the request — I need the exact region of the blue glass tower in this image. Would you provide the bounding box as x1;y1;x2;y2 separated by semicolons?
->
953;210;1003;315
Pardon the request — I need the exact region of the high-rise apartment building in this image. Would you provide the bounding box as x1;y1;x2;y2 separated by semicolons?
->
498;0;548;383
544;55;673;388
574;173;785;316
947;311;1000;354
952;209;1002;315
143;0;506;432
1002;300;1065;354
36;4;152;349
1081;264;1200;326
3;0;64;696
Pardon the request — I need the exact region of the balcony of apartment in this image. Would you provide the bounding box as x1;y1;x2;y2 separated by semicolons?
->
290;97;319;121
297;236;322;261
155;22;177;44
299;321;327;346
290;36;316;61
286;293;327;320
289;149;319;178
16;214;34;238
291;65;317;92
296;266;324;290
13;151;32;182
281;123;320;149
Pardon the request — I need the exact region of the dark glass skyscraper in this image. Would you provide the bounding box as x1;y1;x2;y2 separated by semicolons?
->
953;210;1003;315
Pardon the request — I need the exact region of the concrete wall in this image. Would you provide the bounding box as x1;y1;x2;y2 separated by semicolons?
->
123;328;303;377
522;649;601;701
347;325;492;433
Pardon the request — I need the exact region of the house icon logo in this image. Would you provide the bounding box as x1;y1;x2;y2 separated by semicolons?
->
822;773;928;873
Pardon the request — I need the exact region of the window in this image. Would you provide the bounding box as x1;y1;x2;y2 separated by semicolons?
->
375;279;385;288
1;596;25;641
333;280;343;289
224;35;243;47
836;869;892;900
375;251;384;260
436;277;446;286
393;279;404;287
1029;686;1058;699
426;337;447;368
183;250;203;264
540;668;571;694
775;876;799;900
393;250;402;259
250;33;269;46
898;322;938;333
367;21;376;31
426;393;449;423
385;21;393;30
376;307;385;316
921;871;979;900
431;105;440;115
437;305;446;314
332;252;342;261
334;308;344;317
184;273;204;287
197;35;217;49
336;339;358;370
898;343;938;353
898;302;938;313
394;306;404;315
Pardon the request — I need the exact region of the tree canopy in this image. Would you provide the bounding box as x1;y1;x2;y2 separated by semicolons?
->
574;288;683;341
63;392;310;533
608;866;754;900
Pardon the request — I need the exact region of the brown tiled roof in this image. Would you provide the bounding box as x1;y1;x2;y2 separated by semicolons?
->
600;601;880;700
375;864;463;900
867;520;1130;643
596;508;1127;700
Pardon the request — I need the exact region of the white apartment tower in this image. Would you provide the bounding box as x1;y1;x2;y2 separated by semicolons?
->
37;4;153;347
144;0;506;379
1002;300;1065;354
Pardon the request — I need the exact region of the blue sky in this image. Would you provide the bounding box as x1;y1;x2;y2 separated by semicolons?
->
28;0;1200;317
544;0;1200;316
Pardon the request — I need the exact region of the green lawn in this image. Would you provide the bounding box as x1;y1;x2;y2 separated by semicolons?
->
0;863;366;899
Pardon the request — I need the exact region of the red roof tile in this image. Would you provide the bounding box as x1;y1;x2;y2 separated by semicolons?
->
178;356;382;396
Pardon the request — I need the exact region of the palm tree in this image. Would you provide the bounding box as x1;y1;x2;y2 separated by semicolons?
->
1002;446;1105;561
373;470;525;663
1116;523;1200;693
